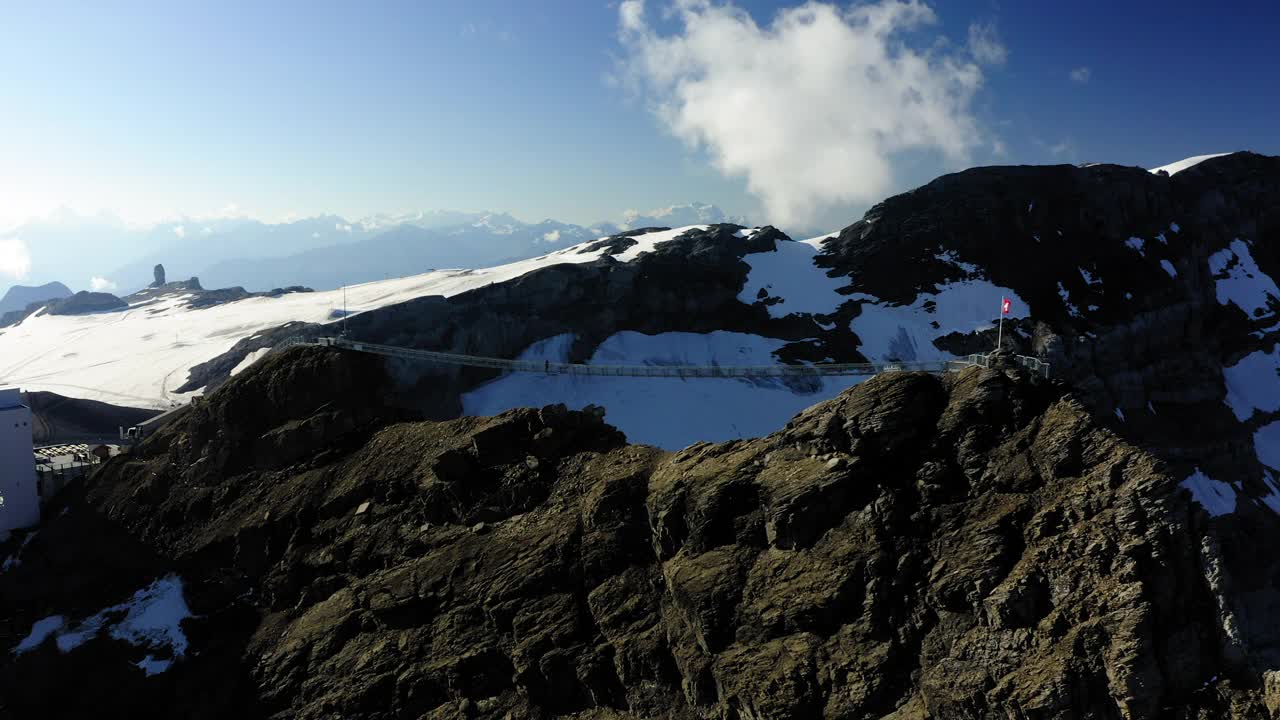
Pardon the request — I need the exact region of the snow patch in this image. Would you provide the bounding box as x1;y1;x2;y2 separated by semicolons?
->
229;348;271;377
13;616;64;654
850;281;1028;362
1259;473;1280;514
1079;267;1099;285
1125;237;1145;256
738;240;847;319
1222;348;1280;421
1171;222;1181;233
1114;408;1126;422
462;331;862;450
611;226;708;262
1256;421;1280;472
136;656;173;676
937;250;979;276
1160;260;1178;278
10;576;192;674
107;576;191;658
1150;153;1231;176
1059;282;1082;318
798;232;838;250
1208;239;1279;324
1181;468;1237;517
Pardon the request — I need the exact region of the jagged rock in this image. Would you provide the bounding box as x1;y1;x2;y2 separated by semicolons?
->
153;263;166;287
5;155;1280;718
4;348;1278;718
43;291;128;316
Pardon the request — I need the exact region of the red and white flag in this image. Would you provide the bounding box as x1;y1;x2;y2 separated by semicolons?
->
1001;297;1011;315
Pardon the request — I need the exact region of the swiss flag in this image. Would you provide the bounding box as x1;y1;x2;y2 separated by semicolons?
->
1001;297;1011;315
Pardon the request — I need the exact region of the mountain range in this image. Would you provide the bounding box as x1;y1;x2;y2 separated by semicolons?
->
1;202;747;297
3;152;1280;716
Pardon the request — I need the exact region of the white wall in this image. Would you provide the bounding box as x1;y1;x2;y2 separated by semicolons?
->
0;390;40;532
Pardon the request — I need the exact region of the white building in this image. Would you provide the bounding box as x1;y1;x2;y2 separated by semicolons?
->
0;388;40;532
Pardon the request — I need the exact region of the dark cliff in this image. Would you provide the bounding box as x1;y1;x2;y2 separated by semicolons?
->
2;347;1279;718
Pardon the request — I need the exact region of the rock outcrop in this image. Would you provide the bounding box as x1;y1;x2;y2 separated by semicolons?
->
3;346;1279;718
44;291;129;316
153;263;166;287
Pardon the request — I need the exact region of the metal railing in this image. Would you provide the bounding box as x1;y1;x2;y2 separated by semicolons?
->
960;353;1051;378
304;337;1051;379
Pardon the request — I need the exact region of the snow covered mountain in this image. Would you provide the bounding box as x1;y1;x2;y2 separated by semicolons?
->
7;153;1280;717
0;204;746;300
190;207;749;292
2;153;1276;481
193;216;602;292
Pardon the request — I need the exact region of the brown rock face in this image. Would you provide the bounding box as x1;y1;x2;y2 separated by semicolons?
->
3;347;1277;719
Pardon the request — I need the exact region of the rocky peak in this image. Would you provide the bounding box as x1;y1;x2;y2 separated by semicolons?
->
5;352;1279;717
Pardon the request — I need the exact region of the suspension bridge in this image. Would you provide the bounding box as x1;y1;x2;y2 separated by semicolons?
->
307;336;1051;379
120;337;1048;440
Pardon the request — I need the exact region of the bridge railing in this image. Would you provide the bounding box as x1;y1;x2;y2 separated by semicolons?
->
306;337;1049;379
312;337;958;377
957;352;1050;377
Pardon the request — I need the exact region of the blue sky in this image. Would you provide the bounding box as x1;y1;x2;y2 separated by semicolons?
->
1;0;1277;236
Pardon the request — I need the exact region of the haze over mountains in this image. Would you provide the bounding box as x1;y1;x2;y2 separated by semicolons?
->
0;281;71;316
0;202;746;297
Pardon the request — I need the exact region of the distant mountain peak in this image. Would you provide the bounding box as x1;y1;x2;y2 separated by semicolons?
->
0;280;73;316
618;202;747;231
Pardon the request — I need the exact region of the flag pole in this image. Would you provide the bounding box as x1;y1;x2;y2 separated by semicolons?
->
996;299;1004;352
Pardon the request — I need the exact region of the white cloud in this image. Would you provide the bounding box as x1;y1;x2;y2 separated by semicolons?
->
617;0;988;227
0;238;31;280
622;201;744;228
89;276;118;292
968;22;1007;66
992;138;1008;157
1070;66;1091;84
1049;141;1072;156
172;225;186;238
541;230;562;243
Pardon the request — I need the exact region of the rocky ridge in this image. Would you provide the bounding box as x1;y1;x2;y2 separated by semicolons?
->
181;154;1280;491
3;347;1280;718
3;154;1280;718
